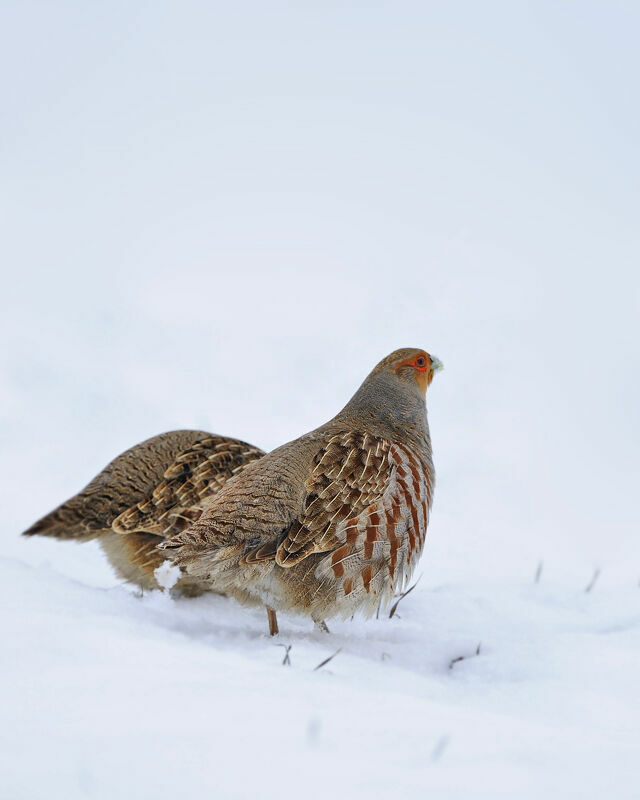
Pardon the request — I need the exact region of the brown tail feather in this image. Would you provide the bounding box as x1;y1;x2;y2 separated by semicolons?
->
22;506;104;542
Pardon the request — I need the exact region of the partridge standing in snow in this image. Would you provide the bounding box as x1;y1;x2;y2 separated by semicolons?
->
158;348;442;633
23;431;264;594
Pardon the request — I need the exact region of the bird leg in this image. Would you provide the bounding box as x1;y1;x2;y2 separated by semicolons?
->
314;619;330;634
266;606;279;636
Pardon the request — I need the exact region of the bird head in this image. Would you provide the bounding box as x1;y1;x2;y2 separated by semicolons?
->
375;347;444;396
338;347;443;432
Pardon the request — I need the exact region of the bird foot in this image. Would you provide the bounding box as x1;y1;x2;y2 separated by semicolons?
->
314;619;330;634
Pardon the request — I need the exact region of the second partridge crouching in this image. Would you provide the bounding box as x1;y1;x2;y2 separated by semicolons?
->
23;430;265;594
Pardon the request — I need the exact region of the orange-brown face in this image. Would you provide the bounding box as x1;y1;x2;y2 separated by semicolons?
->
393;350;443;394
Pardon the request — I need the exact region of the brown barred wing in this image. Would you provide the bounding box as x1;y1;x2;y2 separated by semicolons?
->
112;436;264;538
272;431;392;566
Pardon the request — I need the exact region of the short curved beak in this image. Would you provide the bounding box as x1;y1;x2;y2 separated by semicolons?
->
430;355;444;373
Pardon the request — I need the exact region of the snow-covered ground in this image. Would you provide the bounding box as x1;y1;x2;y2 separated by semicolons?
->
2;2;640;797
2;533;638;800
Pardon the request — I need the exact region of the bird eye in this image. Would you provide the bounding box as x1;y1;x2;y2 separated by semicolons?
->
415;356;426;368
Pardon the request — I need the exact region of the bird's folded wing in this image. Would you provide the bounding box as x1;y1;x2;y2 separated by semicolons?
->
272;431;393;566
112;436;264;538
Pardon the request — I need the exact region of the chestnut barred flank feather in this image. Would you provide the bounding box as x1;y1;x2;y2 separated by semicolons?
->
313;438;433;615
159;347;441;625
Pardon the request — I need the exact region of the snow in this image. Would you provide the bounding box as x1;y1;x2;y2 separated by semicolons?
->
153;560;181;591
2;2;640;797
2;536;638;800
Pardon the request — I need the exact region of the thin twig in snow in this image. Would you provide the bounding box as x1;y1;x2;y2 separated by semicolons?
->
277;644;292;666
449;642;482;670
534;561;543;583
389;575;422;619
585;568;601;593
314;648;342;671
430;735;450;762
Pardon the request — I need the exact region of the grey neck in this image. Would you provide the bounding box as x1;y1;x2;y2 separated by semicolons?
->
335;371;431;452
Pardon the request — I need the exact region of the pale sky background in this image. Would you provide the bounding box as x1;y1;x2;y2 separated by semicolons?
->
1;1;638;581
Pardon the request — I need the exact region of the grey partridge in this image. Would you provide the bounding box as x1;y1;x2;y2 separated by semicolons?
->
23;430;264;594
158;348;442;632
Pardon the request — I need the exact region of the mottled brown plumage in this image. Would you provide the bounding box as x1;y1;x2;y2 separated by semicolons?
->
23;430;264;592
159;348;442;631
